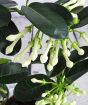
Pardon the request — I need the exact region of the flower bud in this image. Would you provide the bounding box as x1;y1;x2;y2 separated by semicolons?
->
40;40;52;63
13;41;33;62
5;44;14;54
35;100;48;105
71;13;79;24
6;34;18;41
47;63;53;71
42;92;49;97
31;78;43;83
72;42;85;55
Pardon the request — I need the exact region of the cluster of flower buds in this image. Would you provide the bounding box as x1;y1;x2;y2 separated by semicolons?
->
22;31;42;67
5;25;32;54
64;0;85;11
40;39;60;71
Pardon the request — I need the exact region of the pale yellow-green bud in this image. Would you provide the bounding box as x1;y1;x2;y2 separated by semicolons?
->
42;92;49;97
47;63;53;71
71;13;79;24
80;32;88;44
40;40;53;63
6;34;18;41
63;0;77;7
6;44;14;54
72;42;85;55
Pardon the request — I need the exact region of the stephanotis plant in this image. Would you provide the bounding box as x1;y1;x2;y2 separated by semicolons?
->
0;0;88;105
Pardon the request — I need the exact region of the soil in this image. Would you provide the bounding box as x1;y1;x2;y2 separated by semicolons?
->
5;97;35;105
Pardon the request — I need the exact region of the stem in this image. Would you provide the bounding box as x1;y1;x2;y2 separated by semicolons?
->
9;8;23;15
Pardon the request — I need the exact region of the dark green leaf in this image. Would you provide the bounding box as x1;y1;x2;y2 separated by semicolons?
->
0;62;28;84
72;7;88;28
0;21;21;56
14;74;53;102
0;83;9;98
0;5;11;27
0;0;17;7
66;59;88;83
0;58;11;64
55;0;69;5
22;3;68;39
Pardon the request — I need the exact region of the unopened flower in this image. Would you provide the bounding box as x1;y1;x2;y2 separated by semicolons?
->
72;42;85;55
63;51;74;68
42;92;49;97
71;13;79;24
5;44;14;54
6;34;18;41
13;41;33;62
22;55;32;67
31;78;43;84
47;63;53;71
80;32;88;44
35;100;48;105
40;39;53;63
62;39;71;57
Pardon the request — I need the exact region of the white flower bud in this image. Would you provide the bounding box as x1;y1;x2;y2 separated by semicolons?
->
40;54;48;63
5;44;14;54
53;94;58;101
42;92;49;97
35;100;48;105
78;49;85;55
71;13;79;24
47;63;53;71
31;78;43;83
6;34;18;41
66;60;74;68
65;49;71;57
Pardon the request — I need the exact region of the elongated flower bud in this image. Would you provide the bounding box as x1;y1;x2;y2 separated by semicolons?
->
31;78;43;83
5;44;14;54
6;34;18;41
63;51;74;68
50;40;61;66
72;42;85;55
13;41;33;62
80;32;88;44
35;100;48;105
47;63;53;71
40;40;53;63
71;13;79;24
62;39;71;57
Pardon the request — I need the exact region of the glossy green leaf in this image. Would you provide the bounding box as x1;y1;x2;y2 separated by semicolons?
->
0;62;28;84
0;21;21;56
22;3;68;39
0;83;9;98
0;0;17;7
0;5;11;27
14;74;53;102
55;0;69;5
72;7;88;28
66;59;88;83
45;46;88;77
0;58;11;64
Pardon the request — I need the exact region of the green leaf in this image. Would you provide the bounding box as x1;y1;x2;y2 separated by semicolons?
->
0;0;17;7
45;46;88;77
0;62;28;84
0;83;9;98
66;59;88;83
14;74;53;102
0;58;11;64
72;7;88;28
21;2;68;39
55;0;69;5
0;21;21;56
0;5;11;27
